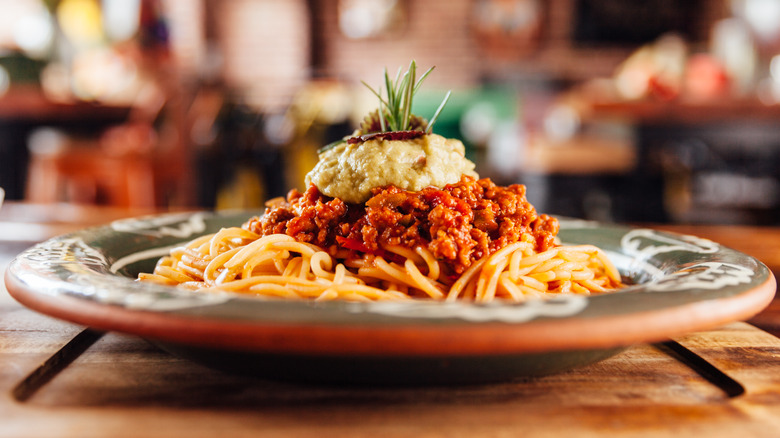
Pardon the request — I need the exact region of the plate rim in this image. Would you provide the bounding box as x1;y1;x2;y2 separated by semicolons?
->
5;259;776;357
4;211;777;357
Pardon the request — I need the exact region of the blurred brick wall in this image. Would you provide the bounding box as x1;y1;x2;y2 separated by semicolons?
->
311;0;482;89
170;0;311;112
161;0;729;112
162;0;207;78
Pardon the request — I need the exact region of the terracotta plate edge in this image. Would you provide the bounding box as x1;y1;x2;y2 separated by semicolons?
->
5;269;776;356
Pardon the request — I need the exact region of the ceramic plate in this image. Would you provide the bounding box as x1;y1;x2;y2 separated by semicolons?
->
5;211;776;385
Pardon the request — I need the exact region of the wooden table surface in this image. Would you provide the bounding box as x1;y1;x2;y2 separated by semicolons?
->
2;202;780;437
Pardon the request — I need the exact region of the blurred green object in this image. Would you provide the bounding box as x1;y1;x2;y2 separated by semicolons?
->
412;85;519;162
413;86;517;140
0;51;46;84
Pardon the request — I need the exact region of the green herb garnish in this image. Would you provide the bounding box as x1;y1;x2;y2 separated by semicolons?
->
362;60;449;134
318;61;451;154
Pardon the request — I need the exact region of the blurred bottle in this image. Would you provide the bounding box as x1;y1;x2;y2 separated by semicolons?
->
191;84;288;210
710;18;757;96
282;80;353;191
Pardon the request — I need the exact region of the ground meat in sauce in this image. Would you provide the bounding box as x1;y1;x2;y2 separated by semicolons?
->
243;176;559;275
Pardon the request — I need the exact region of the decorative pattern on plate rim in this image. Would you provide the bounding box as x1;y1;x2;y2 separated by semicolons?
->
621;229;719;257
643;262;754;292
9;216;765;321
110;212;208;238
24;237;108;273
353;295;588;322
618;229;754;293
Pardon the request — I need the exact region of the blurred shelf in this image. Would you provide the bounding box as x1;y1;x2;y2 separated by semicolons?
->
0;85;130;123
588;98;780;125
520;134;636;175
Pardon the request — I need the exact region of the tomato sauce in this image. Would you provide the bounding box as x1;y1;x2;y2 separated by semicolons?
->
243;176;559;274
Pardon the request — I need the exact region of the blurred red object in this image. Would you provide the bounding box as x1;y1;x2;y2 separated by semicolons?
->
648;75;680;101
684;54;731;100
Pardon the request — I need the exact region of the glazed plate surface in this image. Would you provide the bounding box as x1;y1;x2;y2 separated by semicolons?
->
5;211;775;384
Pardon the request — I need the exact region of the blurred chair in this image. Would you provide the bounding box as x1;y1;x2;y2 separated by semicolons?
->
25;124;158;208
25;76;192;208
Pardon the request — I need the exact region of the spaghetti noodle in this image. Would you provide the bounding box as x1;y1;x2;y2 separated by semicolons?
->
138;225;622;302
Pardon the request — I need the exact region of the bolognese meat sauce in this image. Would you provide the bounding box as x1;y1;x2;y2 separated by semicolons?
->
243;176;559;275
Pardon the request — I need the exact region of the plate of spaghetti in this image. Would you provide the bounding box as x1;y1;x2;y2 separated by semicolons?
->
5;63;775;385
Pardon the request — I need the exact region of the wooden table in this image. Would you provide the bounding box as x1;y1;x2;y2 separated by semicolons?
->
2;202;780;437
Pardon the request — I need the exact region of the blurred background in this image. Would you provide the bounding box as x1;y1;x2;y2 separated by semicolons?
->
1;0;780;225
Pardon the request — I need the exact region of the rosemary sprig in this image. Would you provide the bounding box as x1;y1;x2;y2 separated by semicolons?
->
427;90;451;134
318;61;451;153
361;60;449;134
